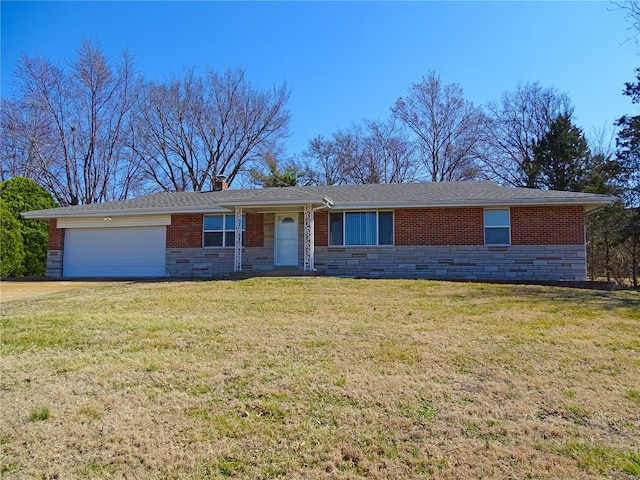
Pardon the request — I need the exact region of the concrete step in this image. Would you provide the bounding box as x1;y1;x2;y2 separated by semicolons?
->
229;269;323;280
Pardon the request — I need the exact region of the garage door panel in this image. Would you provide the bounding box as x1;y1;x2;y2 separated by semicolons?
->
64;227;166;277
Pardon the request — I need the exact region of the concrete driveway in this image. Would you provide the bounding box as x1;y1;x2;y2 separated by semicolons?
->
0;280;117;303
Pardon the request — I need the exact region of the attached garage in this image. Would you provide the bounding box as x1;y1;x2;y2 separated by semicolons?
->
63;226;167;277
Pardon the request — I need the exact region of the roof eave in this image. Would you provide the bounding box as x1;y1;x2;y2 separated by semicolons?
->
333;197;617;210
22;194;616;219
22;204;231;219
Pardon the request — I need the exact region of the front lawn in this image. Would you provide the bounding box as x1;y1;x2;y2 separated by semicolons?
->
1;278;638;479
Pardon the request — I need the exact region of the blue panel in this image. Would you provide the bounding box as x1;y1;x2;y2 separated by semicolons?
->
378;211;393;245
485;227;510;245
484;209;509;227
345;212;376;245
329;212;343;246
204;232;223;247
204;215;223;231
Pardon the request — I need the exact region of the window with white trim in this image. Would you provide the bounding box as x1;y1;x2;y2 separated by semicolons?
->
329;211;393;246
484;209;510;245
203;214;245;247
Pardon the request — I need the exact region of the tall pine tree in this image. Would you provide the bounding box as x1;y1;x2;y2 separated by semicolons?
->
616;68;640;207
532;114;590;192
615;68;640;286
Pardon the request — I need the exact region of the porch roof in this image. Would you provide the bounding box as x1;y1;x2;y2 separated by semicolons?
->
216;194;333;213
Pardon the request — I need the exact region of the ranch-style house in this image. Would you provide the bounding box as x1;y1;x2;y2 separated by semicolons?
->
23;180;615;281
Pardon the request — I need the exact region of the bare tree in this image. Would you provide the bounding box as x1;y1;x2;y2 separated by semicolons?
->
614;0;640;43
482;82;573;188
301;135;348;185
335;121;419;184
132;67;290;191
302;120;419;186
1;99;39;181
364;119;419;183
333;126;370;184
0;39;142;205
392;72;486;182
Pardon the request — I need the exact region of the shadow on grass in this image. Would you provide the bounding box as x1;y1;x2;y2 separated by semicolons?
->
508;285;639;312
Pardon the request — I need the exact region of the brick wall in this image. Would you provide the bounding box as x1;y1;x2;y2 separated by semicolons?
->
395;207;484;246
245;213;264;247
167;214;203;248
511;206;584;245
168;212;265;249
164;206;586;250
48;219;64;250
314;210;329;247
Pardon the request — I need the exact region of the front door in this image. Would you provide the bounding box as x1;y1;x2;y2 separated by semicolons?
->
275;214;299;266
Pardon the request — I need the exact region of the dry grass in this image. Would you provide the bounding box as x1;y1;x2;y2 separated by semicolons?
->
0;280;117;303
1;278;639;479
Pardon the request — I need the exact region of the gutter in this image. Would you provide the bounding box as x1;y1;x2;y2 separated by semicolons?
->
22;195;615;219
22;204;231;219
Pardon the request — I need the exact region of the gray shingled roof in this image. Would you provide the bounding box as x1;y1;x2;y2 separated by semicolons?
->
23;181;616;219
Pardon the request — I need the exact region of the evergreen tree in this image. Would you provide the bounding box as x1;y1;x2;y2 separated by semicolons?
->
616;68;640;207
249;153;304;188
0;177;56;276
615;68;640;287
532;114;591;192
483;82;573;188
0;198;24;278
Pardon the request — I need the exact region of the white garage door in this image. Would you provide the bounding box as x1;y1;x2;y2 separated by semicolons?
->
64;227;166;277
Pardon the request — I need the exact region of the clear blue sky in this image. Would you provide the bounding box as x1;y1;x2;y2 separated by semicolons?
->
1;1;637;157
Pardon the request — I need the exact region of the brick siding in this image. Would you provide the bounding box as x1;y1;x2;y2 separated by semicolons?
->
167;214;203;248
245;213;264;247
314;210;329;247
395;207;484;246
511;206;584;245
48;219;64;250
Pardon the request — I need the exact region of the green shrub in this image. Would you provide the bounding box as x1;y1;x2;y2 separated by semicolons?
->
0;177;56;277
0;199;24;278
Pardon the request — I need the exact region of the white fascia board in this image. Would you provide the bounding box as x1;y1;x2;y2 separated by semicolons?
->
332;197;616;210
57;214;172;229
23;205;230;219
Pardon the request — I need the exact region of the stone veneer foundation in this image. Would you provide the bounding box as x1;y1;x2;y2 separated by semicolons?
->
163;244;585;281
46;250;63;278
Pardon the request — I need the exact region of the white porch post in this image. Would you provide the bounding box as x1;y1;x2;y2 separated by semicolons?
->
234;206;243;272
303;204;314;271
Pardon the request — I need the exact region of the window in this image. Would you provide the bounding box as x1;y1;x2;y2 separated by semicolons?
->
329;211;393;246
484;209;510;245
203;214;245;247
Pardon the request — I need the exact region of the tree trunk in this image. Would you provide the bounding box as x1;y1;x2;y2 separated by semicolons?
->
633;210;638;287
605;231;611;283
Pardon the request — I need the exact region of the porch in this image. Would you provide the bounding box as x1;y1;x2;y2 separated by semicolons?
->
220;195;333;275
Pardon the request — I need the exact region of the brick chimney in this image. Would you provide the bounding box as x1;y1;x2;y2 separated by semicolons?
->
214;175;228;191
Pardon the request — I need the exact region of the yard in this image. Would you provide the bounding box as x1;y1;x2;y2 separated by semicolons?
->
1;278;638;479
